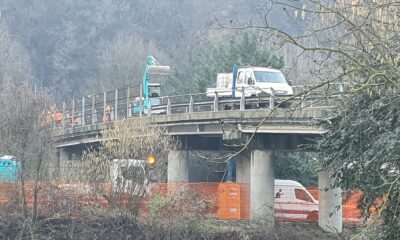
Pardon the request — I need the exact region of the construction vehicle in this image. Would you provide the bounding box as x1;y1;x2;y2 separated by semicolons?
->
133;56;170;114
206;66;293;100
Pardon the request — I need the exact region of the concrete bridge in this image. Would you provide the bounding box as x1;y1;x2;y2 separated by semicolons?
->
51;86;342;233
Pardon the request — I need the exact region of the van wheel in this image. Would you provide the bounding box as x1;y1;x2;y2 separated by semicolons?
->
307;211;318;221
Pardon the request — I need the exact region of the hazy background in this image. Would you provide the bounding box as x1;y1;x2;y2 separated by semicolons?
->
0;0;305;100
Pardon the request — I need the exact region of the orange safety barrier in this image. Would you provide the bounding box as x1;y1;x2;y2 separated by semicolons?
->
142;183;219;218
149;182;219;197
0;182;111;218
0;182;377;224
217;183;241;220
306;187;379;224
239;183;250;220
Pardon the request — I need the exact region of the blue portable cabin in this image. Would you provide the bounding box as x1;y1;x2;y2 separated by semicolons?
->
0;155;20;182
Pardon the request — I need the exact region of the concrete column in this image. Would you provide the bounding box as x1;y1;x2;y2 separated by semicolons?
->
167;150;189;183
236;151;250;183
57;148;70;161
318;170;342;233
250;149;275;224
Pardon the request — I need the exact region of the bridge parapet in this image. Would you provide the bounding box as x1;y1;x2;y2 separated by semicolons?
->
49;84;339;139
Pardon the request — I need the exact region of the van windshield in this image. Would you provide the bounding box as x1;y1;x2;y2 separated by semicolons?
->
254;71;286;83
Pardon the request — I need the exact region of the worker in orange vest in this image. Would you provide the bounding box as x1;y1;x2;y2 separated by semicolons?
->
103;105;112;123
54;111;63;125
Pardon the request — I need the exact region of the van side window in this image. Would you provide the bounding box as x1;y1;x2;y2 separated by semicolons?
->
295;189;314;203
237;71;244;84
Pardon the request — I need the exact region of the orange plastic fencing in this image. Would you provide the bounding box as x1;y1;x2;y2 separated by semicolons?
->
239;183;250;220
142;183;219;218
0;182;111;218
0;182;375;224
306;187;377;224
217;183;241;220
148;182;219;197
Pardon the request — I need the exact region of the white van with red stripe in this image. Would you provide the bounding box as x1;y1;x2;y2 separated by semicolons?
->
274;179;319;222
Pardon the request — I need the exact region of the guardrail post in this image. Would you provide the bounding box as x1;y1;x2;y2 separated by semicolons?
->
127;87;131;118
92;95;96;124
167;97;172;115
103;92;107;121
240;88;245;111
82;97;85;125
269;88;275;109
189;94;194;113
139;85;143;117
72;99;75;128
62;101;66;132
114;89;118;121
214;92;219;112
147;99;152;116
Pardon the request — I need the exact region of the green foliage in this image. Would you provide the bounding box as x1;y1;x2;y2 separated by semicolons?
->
275;152;318;187
191;32;285;92
148;195;166;218
317;88;400;239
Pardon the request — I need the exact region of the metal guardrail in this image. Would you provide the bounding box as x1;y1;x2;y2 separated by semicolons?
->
43;83;345;133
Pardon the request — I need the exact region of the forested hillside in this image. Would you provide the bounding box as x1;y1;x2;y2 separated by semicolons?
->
0;0;299;100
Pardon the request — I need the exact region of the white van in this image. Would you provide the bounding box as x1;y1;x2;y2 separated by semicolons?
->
274;179;319;221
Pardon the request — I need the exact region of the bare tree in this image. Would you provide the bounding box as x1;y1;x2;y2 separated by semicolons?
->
94;33;171;93
0;79;55;238
61;119;173;218
235;1;400;238
0;23;32;86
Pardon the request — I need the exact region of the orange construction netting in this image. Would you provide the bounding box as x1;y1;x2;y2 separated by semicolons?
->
0;182;373;223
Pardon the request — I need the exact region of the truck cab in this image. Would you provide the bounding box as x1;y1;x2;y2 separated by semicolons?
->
206;66;293;99
147;83;162;106
235;67;293;97
133;83;164;114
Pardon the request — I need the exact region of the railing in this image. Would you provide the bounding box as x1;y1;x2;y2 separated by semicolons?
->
43;83;345;133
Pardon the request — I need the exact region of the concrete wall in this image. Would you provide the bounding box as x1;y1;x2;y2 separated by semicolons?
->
167;150;189;183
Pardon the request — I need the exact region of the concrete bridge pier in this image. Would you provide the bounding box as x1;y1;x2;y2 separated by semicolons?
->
57;148;70;162
236;151;250;183
236;149;275;225
318;169;342;233
167;150;189;183
250;149;275;224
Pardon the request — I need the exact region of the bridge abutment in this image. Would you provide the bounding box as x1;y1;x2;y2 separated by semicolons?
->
167;150;189;183
318;168;343;233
